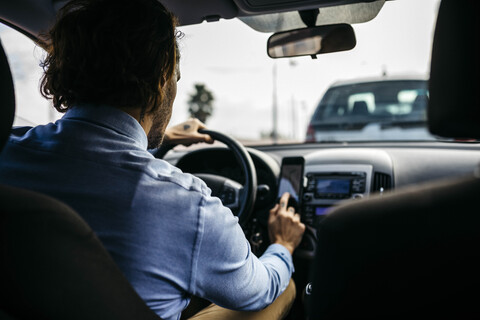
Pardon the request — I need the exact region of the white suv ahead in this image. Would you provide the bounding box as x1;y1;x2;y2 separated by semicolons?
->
305;76;436;142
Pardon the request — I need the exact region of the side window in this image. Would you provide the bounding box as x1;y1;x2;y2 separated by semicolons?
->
0;24;60;126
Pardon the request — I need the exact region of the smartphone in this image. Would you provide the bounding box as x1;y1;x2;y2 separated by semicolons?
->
277;156;305;212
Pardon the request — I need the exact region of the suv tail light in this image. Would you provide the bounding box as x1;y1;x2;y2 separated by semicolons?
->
305;124;316;142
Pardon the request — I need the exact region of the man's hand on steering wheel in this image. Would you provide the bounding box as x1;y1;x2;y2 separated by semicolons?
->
164;118;214;146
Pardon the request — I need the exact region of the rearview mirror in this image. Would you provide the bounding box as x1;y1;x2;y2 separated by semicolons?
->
267;24;356;59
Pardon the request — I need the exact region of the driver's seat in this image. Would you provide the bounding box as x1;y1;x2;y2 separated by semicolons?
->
0;39;161;319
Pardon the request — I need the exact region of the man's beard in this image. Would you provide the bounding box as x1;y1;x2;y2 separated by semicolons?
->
147;84;175;149
147;110;169;149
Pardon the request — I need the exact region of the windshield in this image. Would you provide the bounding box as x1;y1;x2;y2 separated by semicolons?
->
0;0;441;145
172;0;440;144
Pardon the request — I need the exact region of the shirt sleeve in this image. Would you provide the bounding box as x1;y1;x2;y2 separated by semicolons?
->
189;191;294;311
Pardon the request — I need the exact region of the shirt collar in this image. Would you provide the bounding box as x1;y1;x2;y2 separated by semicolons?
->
62;104;148;149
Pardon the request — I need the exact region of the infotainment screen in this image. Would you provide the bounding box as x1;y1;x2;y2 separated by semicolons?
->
315;178;350;195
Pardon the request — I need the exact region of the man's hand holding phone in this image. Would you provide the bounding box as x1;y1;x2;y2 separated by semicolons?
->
268;192;306;255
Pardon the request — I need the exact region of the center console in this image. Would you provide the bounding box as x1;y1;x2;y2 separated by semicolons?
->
301;164;373;227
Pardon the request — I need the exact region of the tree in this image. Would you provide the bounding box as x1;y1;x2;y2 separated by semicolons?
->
188;83;214;124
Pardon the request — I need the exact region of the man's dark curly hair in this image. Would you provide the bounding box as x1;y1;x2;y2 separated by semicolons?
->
40;0;181;115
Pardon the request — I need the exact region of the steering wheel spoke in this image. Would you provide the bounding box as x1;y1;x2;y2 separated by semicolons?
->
194;173;243;213
219;180;242;208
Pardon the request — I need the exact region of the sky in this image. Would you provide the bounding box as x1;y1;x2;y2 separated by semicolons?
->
0;0;440;141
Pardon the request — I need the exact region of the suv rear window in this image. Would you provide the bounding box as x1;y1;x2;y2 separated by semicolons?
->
312;80;428;125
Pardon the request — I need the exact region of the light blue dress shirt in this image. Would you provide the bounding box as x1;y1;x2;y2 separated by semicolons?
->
0;105;294;320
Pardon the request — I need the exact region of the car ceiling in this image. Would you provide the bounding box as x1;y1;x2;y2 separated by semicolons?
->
0;0;386;40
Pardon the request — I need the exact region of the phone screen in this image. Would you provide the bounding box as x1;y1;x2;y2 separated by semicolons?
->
278;164;303;202
277;157;305;209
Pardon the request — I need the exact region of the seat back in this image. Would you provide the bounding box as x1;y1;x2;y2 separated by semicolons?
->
307;176;480;319
0;186;161;320
0;39;14;152
0;37;160;320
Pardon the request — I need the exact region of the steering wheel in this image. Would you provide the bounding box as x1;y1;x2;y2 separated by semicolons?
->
155;129;257;227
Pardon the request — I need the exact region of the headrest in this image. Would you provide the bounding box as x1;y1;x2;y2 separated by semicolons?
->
412;94;428;112
428;0;480;139
0;39;15;152
351;101;369;115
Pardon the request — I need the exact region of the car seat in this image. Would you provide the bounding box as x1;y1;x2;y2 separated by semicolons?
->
307;0;480;318
0;39;161;319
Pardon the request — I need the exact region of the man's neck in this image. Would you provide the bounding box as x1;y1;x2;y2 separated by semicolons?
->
120;107;152;136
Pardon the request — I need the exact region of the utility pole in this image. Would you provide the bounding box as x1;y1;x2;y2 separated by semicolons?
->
291;94;297;140
288;59;298;140
272;63;278;143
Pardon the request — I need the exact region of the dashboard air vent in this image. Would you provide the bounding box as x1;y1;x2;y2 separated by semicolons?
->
372;172;392;193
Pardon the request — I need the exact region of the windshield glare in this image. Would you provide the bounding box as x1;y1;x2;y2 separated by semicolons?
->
1;0;441;145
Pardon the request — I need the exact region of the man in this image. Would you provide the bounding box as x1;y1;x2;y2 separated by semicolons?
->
0;0;305;320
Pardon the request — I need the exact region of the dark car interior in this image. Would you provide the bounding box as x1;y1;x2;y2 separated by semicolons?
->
1;0;480;319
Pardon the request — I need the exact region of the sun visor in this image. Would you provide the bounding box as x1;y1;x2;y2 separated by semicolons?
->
235;0;380;14
428;0;480;140
239;1;384;32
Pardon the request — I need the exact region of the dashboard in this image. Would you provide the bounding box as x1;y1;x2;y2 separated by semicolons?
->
164;141;480;257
